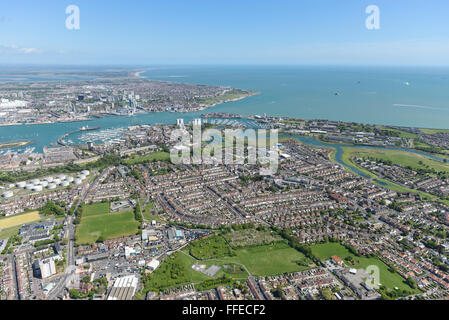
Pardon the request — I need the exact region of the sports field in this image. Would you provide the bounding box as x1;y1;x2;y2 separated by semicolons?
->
82;202;110;217
0;211;41;229
221;242;311;276
75;204;139;244
121;151;170;165
147;241;310;292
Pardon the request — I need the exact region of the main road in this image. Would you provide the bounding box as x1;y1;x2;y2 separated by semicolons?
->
47;170;101;300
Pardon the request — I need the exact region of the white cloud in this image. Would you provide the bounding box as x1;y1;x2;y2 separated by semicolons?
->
0;44;40;54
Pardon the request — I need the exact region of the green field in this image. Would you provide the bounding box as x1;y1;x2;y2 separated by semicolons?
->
122;151;170;165
188;235;232;259
310;242;420;294
310;242;353;260
75;210;139;245
377;127;418;139
82;202;110;217
342;147;449;174
223;229;283;248
146;240;311;292
0;211;41;229
419;128;449;134
0;214;65;240
141;201;165;222
220;243;310;276
145;252;212;291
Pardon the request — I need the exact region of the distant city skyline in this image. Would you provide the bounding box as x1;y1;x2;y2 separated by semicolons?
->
1;0;449;65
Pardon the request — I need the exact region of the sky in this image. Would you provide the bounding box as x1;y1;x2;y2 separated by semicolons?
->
0;0;449;65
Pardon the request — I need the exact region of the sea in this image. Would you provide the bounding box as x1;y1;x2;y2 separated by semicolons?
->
1;65;449;153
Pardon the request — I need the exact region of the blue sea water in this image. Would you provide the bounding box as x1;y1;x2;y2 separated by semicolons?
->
143;65;449;128
1;65;449;152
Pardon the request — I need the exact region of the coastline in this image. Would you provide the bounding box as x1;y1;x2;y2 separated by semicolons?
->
0;91;258;128
133;70;146;78
0;140;32;149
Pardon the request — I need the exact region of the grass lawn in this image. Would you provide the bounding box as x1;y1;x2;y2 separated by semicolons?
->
82;202;110;217
122;151;170;165
342;147;449;174
377;127;418;139
419;128;449;134
0;214;64;240
310;242;353;261
221;242;311;277
0;225;21;240
141;201;165;222
189;236;232;259
147;250;251;293
147;241;311;292
75;210;139;245
310;242;420;294
0;211;41;229
223;229;283;248
146;252;210;291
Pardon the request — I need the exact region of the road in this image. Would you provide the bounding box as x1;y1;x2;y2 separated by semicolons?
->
47;171;101;300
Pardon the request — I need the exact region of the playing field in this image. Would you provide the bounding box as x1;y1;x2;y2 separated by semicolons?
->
75;210;139;245
82;202;110;217
147;242;309;292
121;151;170;165
221;242;311;276
0;211;41;229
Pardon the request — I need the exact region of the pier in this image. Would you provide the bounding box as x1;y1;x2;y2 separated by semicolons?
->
57;126;100;146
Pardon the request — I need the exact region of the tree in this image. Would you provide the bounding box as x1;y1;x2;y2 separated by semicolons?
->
405;277;416;289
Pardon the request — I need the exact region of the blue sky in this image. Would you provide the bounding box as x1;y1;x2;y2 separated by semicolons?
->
1;0;449;65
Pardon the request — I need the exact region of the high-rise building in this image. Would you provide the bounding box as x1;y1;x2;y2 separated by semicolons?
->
33;258;56;279
176;118;184;128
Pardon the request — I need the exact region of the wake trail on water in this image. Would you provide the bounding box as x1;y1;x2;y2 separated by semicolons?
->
393;103;448;111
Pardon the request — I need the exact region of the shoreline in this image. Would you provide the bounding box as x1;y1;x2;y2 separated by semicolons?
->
0;140;32;149
133;70;146;78
0;91;258;128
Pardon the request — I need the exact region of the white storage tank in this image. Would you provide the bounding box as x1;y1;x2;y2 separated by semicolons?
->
16;181;26;188
40;181;49;187
2;191;13;199
7;184;14;189
25;184;34;190
32;185;43;192
44;176;54;182
47;183;57;190
73;179;82;185
60;181;70;187
30;179;40;185
65;176;74;183
53;178;62;184
57;174;66;180
81;170;90;176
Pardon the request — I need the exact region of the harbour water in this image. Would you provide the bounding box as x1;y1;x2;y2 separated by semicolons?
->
2;65;449;152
